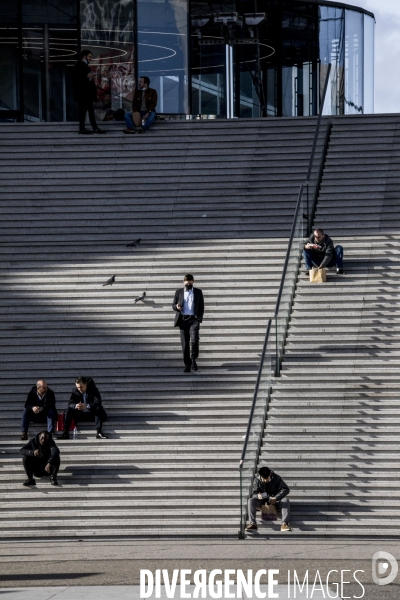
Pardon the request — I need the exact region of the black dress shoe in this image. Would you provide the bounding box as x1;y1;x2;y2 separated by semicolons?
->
20;432;28;440
79;129;93;134
57;432;70;440
93;128;106;134
23;478;36;487
191;359;198;371
51;477;58;486
184;366;191;373
96;432;108;439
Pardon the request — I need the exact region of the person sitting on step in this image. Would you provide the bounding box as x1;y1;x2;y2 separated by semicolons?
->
58;376;108;440
20;430;60;487
20;379;57;441
245;466;292;532
123;76;157;134
303;227;344;275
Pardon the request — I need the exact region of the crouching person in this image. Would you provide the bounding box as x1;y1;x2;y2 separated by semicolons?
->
20;430;60;487
246;466;292;532
58;376;108;440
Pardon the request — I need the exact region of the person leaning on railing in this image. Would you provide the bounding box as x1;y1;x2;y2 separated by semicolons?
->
303;227;344;275
245;466;292;532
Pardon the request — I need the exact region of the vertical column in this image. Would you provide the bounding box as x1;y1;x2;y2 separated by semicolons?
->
17;0;24;120
363;14;374;114
226;44;234;118
44;24;51;122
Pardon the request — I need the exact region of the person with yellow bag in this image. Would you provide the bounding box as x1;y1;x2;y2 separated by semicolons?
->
303;228;344;276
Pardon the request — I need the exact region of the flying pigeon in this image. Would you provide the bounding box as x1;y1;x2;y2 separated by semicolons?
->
103;275;116;286
134;292;146;304
126;238;141;248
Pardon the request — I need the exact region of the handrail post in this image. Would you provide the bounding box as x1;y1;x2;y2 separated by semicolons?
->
275;314;279;377
239;466;244;539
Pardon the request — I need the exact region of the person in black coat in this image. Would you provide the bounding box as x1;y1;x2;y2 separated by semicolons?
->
58;377;108;440
172;274;204;373
20;380;57;440
246;466;292;532
73;49;105;135
20;430;60;486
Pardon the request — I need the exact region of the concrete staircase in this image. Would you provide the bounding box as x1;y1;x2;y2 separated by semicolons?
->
0;117;321;539
261;114;400;538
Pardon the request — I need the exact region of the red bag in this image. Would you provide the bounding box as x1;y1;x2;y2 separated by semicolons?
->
56;413;75;431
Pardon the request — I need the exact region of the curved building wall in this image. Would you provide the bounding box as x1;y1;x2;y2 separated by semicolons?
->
0;0;374;121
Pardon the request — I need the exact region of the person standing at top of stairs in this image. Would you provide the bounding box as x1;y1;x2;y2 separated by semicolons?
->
172;274;204;373
73;49;106;135
303;228;344;275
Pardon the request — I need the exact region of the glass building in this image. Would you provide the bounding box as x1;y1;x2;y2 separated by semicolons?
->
0;0;374;122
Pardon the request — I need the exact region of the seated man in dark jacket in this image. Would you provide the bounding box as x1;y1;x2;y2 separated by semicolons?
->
20;430;60;486
58;376;108;440
246;466;291;532
20;380;57;440
303;228;344;274
123;76;157;134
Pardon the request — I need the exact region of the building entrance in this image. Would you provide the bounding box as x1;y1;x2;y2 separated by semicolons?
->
22;25;77;122
190;11;269;118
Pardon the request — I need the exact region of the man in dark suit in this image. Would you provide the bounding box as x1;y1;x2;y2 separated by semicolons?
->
58;377;108;440
73;49;105;135
20;380;57;440
172;274;204;372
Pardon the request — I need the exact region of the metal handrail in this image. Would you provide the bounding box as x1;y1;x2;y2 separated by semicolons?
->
239;318;272;468
238;64;333;538
238;318;272;538
274;63;332;375
306;64;332;185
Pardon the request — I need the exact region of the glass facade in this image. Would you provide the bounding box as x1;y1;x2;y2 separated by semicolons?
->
137;0;189;114
345;8;363;114
0;0;374;122
320;6;344;115
80;0;135;116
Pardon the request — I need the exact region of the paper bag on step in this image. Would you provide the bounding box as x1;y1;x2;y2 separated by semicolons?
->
261;504;278;521
310;267;326;283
